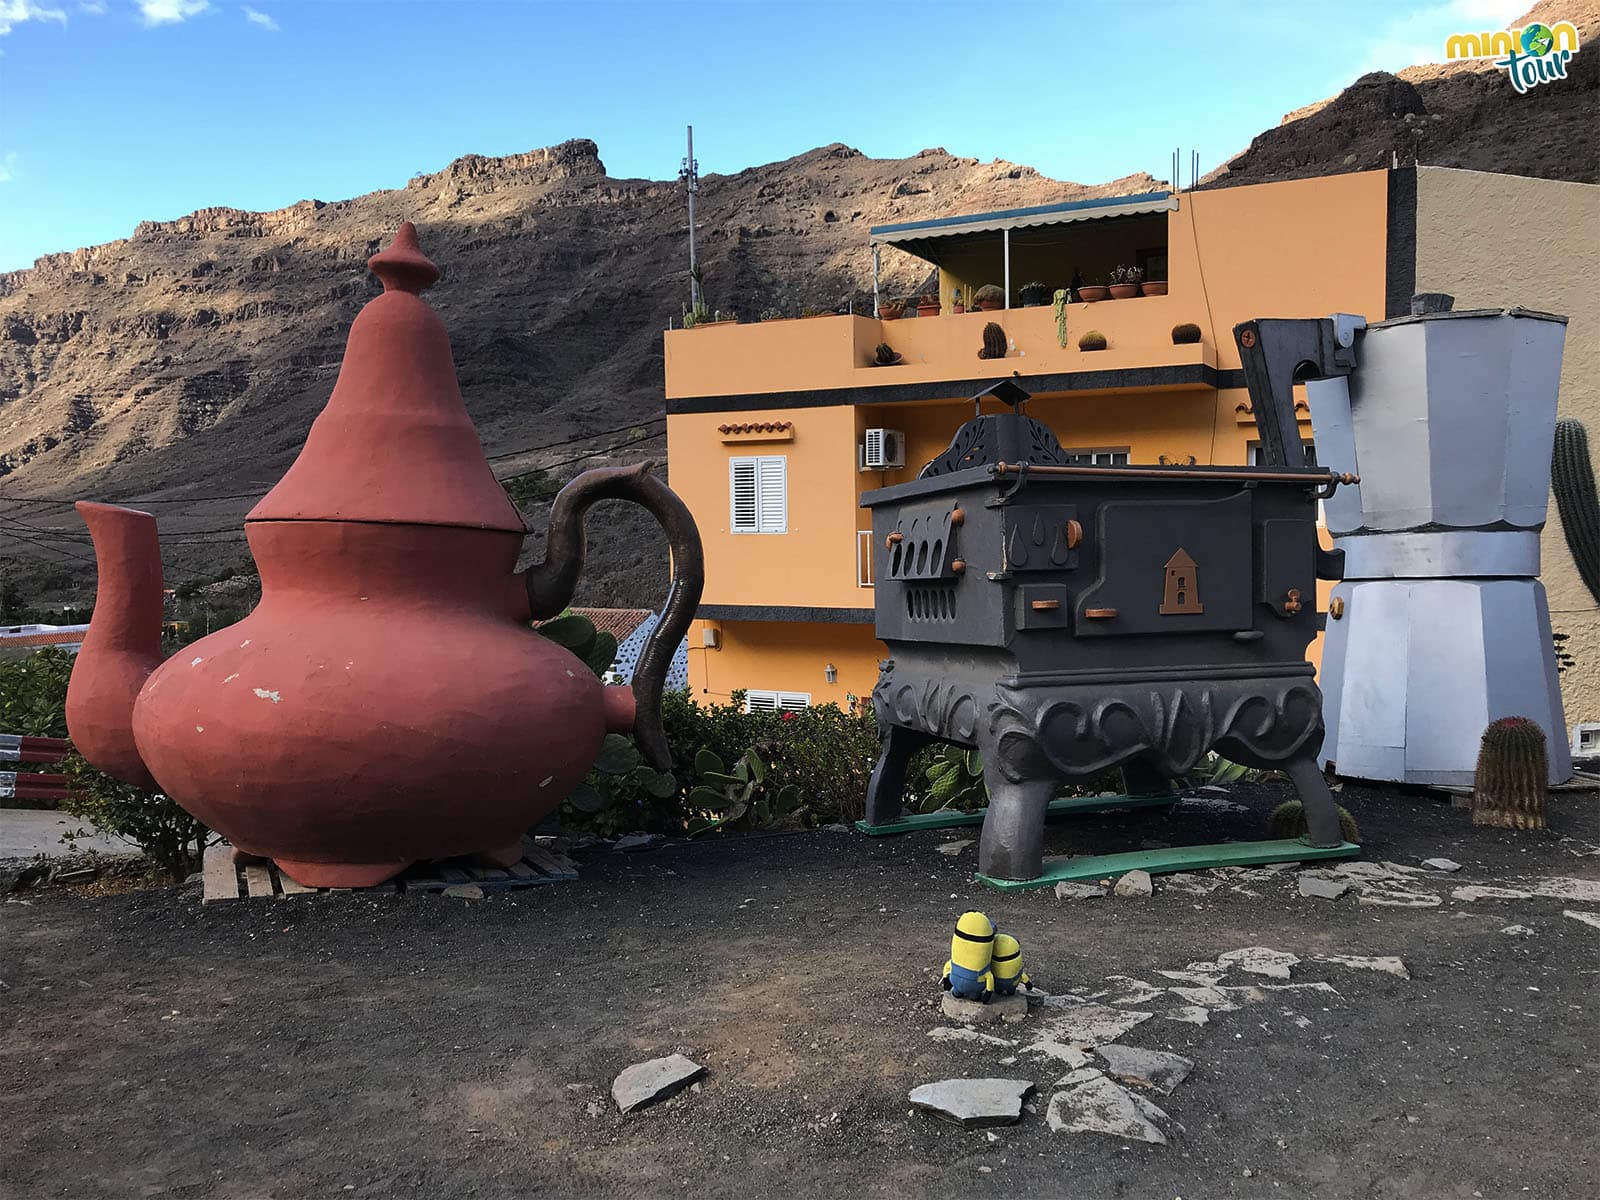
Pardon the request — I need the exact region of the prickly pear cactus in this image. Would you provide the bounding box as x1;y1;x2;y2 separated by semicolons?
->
978;322;1007;360
1471;716;1548;830
1551;419;1600;606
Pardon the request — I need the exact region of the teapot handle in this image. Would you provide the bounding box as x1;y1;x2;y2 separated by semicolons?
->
523;461;704;770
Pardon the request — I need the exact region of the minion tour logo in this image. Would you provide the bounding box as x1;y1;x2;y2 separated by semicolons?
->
1445;21;1581;93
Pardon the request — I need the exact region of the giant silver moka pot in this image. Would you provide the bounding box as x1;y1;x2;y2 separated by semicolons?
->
1307;296;1570;785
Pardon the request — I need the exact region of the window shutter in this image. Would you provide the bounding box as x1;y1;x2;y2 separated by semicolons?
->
745;690;781;713
757;457;787;533
778;691;811;711
730;459;758;532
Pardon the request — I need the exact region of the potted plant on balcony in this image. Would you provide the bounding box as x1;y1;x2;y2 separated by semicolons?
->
974;284;1005;311
879;299;905;320
1142;278;1169;297
915;293;941;318
1108;265;1143;299
1078;330;1108;351
870;342;903;367
1020;281;1053;307
1172;322;1203;344
1076;280;1110;303
950;288;965;315
759;307;784;322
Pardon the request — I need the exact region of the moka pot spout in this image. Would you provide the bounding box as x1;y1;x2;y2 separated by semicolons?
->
65;501;166;788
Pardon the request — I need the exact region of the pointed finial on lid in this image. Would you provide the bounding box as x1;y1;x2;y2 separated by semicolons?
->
368;221;440;294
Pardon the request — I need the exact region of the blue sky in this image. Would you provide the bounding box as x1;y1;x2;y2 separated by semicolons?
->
0;0;1530;271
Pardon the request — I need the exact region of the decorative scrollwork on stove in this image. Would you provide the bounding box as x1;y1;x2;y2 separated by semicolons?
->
919;415;1072;478
875;667;1326;782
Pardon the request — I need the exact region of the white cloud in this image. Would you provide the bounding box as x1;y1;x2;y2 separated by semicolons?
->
137;0;209;25
79;0;105;14
1357;0;1532;73
242;5;275;30
0;152;19;183
0;2;67;36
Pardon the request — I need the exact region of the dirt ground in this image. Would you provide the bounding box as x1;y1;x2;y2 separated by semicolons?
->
3;780;1598;1200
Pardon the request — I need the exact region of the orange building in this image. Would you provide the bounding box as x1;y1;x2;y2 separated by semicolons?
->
664;166;1600;721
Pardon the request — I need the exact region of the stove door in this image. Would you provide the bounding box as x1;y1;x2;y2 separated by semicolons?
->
1074;490;1254;636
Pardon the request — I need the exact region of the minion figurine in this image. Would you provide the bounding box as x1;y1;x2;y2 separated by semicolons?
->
989;933;1030;997
941;911;996;1000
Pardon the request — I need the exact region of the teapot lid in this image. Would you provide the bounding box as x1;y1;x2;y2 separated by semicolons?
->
247;222;526;533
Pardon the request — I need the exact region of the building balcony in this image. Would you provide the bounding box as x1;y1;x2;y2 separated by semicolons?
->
664;298;1220;409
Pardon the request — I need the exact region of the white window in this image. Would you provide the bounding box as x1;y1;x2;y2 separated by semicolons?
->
730;455;788;533
1062;448;1130;466
1248;441;1317;467
744;689;811;713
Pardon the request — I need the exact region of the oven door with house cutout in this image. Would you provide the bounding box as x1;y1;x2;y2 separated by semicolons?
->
1073;491;1253;636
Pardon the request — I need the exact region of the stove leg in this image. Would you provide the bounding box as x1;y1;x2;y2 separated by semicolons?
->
865;725;930;826
1120;756;1177;797
1286;755;1343;847
978;776;1056;881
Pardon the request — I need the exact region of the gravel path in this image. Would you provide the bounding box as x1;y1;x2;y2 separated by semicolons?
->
2;781;1597;1199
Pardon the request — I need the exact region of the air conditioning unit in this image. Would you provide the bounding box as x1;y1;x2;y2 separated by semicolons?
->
860;428;905;471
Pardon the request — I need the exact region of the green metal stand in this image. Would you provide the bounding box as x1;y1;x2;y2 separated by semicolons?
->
975;838;1361;891
853;792;1178;837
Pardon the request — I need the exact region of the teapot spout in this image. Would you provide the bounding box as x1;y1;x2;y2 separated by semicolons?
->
65;502;165;788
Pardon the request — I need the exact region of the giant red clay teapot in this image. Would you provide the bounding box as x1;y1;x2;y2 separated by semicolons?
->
66;223;703;887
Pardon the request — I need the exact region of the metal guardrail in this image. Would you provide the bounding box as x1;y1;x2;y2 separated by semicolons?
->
0;734;71;800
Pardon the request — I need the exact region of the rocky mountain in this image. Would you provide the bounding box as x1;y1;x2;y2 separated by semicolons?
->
0;140;1160;607
1205;0;1597;188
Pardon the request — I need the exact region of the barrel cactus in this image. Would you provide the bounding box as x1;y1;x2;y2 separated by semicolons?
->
1079;330;1108;352
1551;419;1600;605
978;322;1007;360
1172;322;1203;345
874;342;901;366
1267;799;1360;843
1471;716;1548;830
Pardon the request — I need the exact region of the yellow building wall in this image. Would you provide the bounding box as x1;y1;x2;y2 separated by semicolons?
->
667;406;867;611
688;619;885;708
1413;166;1600;725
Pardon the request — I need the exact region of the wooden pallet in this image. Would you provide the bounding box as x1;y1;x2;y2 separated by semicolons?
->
201;835;578;902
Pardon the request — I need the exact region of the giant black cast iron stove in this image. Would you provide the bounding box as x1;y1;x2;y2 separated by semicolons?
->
861;318;1363;884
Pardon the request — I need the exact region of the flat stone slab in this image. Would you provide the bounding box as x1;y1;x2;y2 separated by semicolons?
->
1094;1044;1194;1094
1534;877;1600;903
441;884;484;900
1299;874;1352;900
927;1026;1015;1048
1313;953;1409;979
1218;946;1299;980
1452;885;1533;902
1029;1003;1153;1047
908;1078;1034;1129
1046;1069;1171;1144
1054;881;1105;900
1358;888;1442;908
935;839;974;857
1422;858;1462;872
941;992;1029;1025
611;1054;705;1114
1112;869;1153;897
1564;910;1600;930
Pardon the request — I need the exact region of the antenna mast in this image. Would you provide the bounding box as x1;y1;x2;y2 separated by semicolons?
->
680;125;700;312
